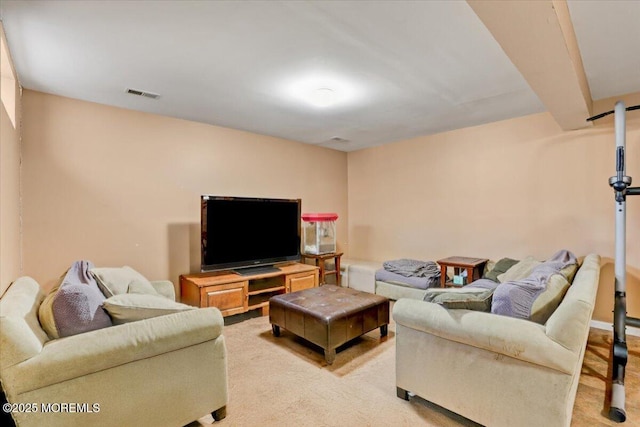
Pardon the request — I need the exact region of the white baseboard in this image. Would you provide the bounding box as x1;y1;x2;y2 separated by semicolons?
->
590;320;640;337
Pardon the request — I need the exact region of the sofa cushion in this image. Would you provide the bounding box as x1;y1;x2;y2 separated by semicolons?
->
483;258;519;282
497;256;541;283
90;266;159;297
492;271;573;324
38;261;113;339
102;293;196;325
483;259;496;276
529;274;571;324
424;288;495;311
560;263;579;283
492;250;578;322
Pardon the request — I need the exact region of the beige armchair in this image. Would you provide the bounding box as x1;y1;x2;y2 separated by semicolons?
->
0;276;228;427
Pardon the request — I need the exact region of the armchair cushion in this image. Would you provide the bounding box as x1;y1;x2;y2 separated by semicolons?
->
102;293;195;325
90;266;158;297
150;280;176;301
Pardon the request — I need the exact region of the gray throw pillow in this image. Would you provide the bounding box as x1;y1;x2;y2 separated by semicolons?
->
424;289;495;311
483;258;519;282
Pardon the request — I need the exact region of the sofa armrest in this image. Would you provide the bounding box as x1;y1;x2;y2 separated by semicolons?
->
341;259;381;293
393;299;576;374
3;307;224;396
150;280;176;301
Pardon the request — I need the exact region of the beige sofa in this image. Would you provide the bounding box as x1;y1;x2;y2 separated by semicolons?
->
393;254;600;427
0;276;228;427
339;258;381;293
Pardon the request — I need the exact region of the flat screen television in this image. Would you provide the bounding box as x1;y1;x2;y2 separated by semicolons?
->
201;195;301;274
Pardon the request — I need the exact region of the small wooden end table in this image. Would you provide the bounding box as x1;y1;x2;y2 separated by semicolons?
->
437;256;488;287
300;252;343;285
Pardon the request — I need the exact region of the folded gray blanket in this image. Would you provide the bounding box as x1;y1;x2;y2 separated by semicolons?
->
491;249;577;320
375;268;440;290
382;259;440;278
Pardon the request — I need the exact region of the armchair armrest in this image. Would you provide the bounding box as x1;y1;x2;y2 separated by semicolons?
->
393;298;576;375
150;280;176;301
3;307;224;396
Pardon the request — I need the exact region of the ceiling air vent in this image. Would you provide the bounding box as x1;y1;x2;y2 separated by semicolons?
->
330;137;349;143
126;88;160;99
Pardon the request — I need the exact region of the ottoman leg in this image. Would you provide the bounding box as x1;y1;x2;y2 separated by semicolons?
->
380;324;388;337
272;324;281;337
324;348;336;365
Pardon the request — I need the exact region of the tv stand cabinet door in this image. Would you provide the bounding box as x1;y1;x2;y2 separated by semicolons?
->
202;281;248;316
286;271;319;293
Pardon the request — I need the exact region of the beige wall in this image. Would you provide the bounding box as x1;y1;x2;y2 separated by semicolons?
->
348;94;640;323
0;25;22;297
0;102;21;297
21;90;348;293
16;87;640;323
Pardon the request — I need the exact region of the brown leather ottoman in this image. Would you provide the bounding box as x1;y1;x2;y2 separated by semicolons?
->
269;285;390;364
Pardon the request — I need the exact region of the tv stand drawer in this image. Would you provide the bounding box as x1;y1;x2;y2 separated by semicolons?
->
287;271;317;293
204;281;248;316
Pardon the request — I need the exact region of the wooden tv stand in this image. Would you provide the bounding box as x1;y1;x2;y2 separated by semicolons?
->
179;263;319;317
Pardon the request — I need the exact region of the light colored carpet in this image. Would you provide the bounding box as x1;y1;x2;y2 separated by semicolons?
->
192;312;639;427
192;311;479;427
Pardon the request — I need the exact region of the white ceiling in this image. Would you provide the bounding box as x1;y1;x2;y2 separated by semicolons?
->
567;0;640;101
1;1;638;152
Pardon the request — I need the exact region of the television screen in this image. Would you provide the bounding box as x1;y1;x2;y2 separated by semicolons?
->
201;196;301;273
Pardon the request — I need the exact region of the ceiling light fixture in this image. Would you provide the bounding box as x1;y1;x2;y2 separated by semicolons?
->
283;74;362;109
308;87;339;107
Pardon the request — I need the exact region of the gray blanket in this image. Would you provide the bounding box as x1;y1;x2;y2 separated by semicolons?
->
375;268;440;290
382;259;440;278
53;260;113;337
377;258;441;289
490;249;577;319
